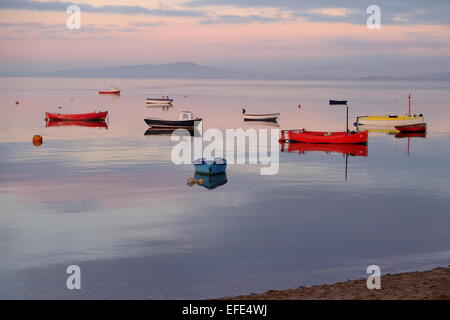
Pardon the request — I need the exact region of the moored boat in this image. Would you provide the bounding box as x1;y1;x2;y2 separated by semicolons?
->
355;94;424;126
194;158;227;176
194;172;227;190
356;115;424;126
242;109;279;122
146;96;173;104
98;87;120;95
45;111;108;121
395;123;427;132
279;129;368;144
144;111;201;129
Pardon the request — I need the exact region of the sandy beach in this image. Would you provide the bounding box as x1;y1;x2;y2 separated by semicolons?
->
223;267;450;300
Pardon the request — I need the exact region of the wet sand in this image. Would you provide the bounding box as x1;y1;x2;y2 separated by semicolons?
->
223;267;450;300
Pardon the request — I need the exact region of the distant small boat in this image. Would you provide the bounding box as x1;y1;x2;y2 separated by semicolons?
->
280;129;368;144
243;109;279;122
98;87;120;95
194;158;227;176
395;123;427;132
46;120;108;128
146;96;173;104
144;111;201;129
45;111;108;121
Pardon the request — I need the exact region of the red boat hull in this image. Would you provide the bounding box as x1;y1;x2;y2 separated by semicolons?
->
98;90;120;95
395;123;427;132
280;129;368;144
46;120;108;128
281;142;368;157
45;111;108;121
395;132;427;139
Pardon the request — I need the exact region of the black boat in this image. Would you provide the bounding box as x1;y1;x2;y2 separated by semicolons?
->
144;111;202;129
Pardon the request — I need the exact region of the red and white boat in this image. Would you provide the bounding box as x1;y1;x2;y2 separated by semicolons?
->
98;87;120;95
395;123;427;133
280;129;368;144
45;111;108;121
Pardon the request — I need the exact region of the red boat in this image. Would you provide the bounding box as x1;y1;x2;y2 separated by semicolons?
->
98;88;120;95
395;123;427;132
280;142;368;157
280;129;368;144
46;120;108;128
45;111;108;121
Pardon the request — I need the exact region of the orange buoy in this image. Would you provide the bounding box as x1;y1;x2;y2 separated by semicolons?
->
197;178;204;185
15;101;19;105
32;135;43;147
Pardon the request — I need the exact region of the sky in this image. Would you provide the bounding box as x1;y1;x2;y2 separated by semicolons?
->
0;0;449;75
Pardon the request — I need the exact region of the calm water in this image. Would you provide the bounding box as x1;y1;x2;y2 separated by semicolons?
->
0;77;449;299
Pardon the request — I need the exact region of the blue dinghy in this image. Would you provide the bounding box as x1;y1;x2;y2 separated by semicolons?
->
194;172;227;189
194;158;227;176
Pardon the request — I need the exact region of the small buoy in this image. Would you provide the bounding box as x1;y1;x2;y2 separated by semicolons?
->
15;101;19;105
197;178;204;185
298;104;302;109
187;177;196;186
32;135;43;147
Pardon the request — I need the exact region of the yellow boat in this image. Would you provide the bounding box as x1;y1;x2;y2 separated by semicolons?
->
356;114;424;126
355;94;424;127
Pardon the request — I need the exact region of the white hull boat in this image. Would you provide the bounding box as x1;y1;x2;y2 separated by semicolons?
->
356;115;424;127
146;96;174;104
242;108;279;122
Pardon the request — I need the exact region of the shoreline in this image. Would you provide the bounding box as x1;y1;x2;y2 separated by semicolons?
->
222;267;450;300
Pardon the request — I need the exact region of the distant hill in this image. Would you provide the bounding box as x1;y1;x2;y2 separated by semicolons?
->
359;72;450;81
1;62;449;81
40;62;246;79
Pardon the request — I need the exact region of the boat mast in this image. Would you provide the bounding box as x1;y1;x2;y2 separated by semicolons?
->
408;94;411;116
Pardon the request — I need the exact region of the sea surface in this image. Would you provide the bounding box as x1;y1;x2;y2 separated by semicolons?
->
0;77;449;299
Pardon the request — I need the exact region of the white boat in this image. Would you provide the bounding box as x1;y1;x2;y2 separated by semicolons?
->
144;111;201;129
242;108;279;122
146;96;173;104
355;94;424;126
356;115;424;126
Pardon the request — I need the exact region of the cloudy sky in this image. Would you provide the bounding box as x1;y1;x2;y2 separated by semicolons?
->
0;0;449;75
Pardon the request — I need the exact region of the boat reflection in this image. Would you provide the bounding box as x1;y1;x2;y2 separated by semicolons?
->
194;172;228;190
356;124;398;135
144;128;200;137
395;131;426;155
45;120;108;129
146;104;173;111
280;142;368;157
243;121;280;128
